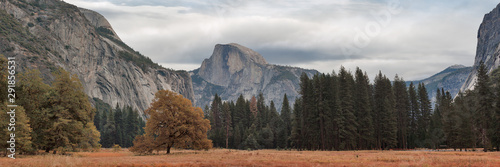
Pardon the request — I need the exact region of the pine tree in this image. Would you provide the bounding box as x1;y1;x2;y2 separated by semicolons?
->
354;68;374;150
125;107;140;147
257;93;267;130
338;67;357;150
457;91;478;150
299;72;314;150
494;74;500;151
208;94;224;148
233;95;247;148
222;102;232;149
407;82;420;148
475;61;494;151
94;108;102;133
393;75;410;149
267;101;280;148
439;89;460;150
279;94;292;148
291;98;303;150
250;96;258;118
417;83;432;147
102;109;116;148
327;71;341;150
114;105;124;146
428;103;445;149
373;72;397;149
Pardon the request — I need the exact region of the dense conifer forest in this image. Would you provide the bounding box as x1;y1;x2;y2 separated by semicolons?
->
206;64;500;151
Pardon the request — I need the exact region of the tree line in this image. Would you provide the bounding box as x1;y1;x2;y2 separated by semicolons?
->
206;93;291;150
206;65;500;151
93;98;145;148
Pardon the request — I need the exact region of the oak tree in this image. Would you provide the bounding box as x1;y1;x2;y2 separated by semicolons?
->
130;90;212;154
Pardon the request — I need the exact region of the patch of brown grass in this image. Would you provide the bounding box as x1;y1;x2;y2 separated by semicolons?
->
1;149;499;167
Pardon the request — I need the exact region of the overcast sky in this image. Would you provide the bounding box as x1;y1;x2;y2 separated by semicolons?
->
65;0;499;81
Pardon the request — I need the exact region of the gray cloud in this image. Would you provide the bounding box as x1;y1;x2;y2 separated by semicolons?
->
65;0;499;80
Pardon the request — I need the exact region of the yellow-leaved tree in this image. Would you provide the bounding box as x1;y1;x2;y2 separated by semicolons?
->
130;90;212;154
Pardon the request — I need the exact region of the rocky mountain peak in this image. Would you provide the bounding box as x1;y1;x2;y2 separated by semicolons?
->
218;43;268;65
448;64;466;69
197;43;268;86
191;43;318;110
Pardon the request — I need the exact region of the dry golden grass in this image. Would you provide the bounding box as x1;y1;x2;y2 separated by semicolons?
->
1;148;499;167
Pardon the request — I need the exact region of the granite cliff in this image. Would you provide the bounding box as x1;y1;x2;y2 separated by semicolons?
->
0;0;194;117
191;43;318;111
461;3;500;92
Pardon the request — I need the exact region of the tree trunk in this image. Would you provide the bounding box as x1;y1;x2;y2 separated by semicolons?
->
167;146;171;154
226;125;229;149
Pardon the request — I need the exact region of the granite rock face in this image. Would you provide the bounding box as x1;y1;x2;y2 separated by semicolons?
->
461;3;500;92
191;43;318;111
0;0;194;117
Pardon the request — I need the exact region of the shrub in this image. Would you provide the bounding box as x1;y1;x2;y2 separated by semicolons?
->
112;144;121;152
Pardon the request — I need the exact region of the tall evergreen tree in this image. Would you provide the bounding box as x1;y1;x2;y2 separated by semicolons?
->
475;61;494;151
428;102;445;149
494;73;500;151
291;98;303;150
256;93;267;131
222;102;232;149
328;71;341;150
338;67;357;150
417;83;432;147
279;94;292;148
232;95;247;148
125;106;140;147
354;68;374;150
299;72;315;150
114;105;124;146
393;75;410;149
439;89;460;150
407;82;420;148
208;94;224;148
102;109;116;148
454;92;476;151
373;72;397;149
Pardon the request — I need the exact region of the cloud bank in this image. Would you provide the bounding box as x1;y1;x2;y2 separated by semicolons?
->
65;0;499;80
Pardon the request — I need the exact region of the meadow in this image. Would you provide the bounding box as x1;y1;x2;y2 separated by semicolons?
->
1;149;499;167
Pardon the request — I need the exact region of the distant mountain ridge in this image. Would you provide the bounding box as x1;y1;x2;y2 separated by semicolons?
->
408;65;472;104
191;43;318;110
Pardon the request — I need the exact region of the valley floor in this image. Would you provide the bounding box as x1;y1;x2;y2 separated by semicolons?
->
1;148;499;167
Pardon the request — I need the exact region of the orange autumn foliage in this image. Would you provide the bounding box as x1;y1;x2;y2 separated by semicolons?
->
130;90;212;154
